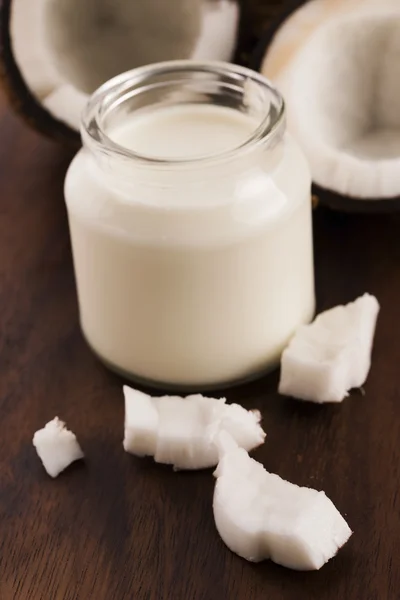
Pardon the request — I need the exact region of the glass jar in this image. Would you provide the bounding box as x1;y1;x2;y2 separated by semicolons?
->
64;60;315;391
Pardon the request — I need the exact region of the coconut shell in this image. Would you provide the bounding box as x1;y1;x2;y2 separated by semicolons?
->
0;0;80;146
236;0;307;66
311;188;400;215
248;0;308;70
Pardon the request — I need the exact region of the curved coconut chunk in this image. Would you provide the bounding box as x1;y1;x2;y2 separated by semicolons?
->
32;417;84;478
279;294;380;403
9;0;239;132
261;0;400;200
123;386;265;470
213;432;352;570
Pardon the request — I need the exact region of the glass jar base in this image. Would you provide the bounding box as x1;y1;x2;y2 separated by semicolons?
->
83;333;280;394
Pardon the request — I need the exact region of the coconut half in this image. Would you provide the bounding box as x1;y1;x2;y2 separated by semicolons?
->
0;0;240;142
254;0;400;212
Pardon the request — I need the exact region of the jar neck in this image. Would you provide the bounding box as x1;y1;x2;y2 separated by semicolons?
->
81;60;286;194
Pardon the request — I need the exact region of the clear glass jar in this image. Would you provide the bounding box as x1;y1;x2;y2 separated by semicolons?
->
64;60;315;391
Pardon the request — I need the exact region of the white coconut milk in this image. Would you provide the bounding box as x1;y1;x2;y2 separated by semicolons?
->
65;103;315;388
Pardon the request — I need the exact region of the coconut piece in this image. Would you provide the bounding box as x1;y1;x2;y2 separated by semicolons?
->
0;0;240;141
279;294;380;403
254;0;400;211
123;386;265;470
123;387;159;457
32;417;84;478
212;432;352;570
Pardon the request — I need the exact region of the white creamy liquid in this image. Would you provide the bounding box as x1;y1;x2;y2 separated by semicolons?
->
110;104;257;160
65;103;315;388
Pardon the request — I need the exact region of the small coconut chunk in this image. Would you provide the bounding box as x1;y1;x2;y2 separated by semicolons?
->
279;294;380;403
213;433;352;570
32;417;84;478
123;386;265;470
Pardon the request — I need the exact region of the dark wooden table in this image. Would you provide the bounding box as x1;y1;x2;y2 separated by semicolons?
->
1;93;400;600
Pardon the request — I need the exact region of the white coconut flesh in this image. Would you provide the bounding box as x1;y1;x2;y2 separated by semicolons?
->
261;0;400;200
10;0;239;130
279;294;380;404
122;386;266;471
213;432;352;570
32;417;84;478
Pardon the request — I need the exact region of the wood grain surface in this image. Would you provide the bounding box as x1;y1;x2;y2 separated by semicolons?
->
0;91;400;600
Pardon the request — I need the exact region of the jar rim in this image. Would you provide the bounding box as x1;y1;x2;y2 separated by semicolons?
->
81;60;285;167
